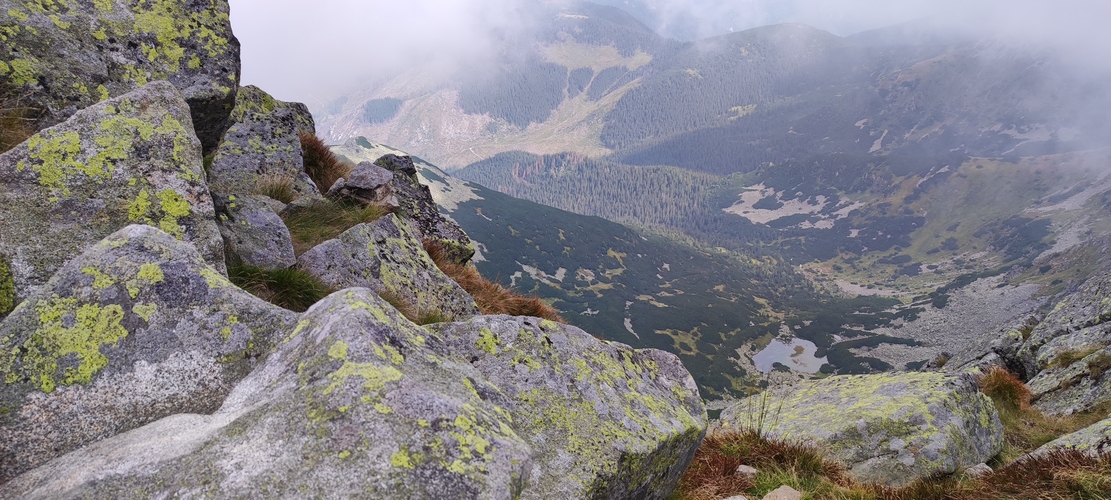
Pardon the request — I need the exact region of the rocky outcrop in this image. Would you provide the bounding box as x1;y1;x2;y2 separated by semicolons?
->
216;194;296;269
0;81;224;311
718;372;1002;486
429;316;707;499
207;85;319;199
1032;415;1111;457
0;0;240;154
0;225;297;484
376;154;474;265
1;287;706;499
1016;269;1111;416
326;161;397;208
298;214;480;322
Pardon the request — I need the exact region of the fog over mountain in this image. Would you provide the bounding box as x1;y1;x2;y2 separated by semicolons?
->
229;0;1110;105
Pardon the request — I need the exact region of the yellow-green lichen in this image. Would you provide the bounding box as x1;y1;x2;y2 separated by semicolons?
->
323;360;404;395
477;328;499;355
7;58;37;86
132;303;157;322
81;266;116;290
9;297;129;392
390;446;417;469
0;257;16;315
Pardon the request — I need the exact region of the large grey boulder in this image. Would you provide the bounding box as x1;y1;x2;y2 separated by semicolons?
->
376;154;475;265
298;213;480;322
1018;269;1111;415
719;372;1003;486
216;194;296;269
1031;415;1111;458
1;289;534;499
0;81;224;313
0;0;240;154
207;85;319;199
326;161;397;208
428;316;707;499
0;225;297;483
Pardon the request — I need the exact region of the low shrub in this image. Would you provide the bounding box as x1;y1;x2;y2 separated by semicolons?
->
280;200;387;255
300;132;350;192
423;239;562;322
227;263;332;312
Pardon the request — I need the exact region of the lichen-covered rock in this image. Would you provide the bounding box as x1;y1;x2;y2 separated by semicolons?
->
719;372;1002;486
207;85;319;198
376;154;474;265
298;213;480;322
216;194;296;269
0;225;297;483
1031;415;1111;458
0;81;224;311
1;289;533;499
1017;269;1111;415
428;316;707;499
326;161;398;208
0;0;240;154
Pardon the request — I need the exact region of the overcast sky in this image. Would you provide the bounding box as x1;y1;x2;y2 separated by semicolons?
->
228;0;1110;104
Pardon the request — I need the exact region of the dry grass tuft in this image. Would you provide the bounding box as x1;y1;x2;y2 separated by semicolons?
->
1;83;40;153
280;199;387;255
979;366;1032;415
423;239;563;322
227;263;332;313
300;132;350;193
375;290;451;325
255;173;297;203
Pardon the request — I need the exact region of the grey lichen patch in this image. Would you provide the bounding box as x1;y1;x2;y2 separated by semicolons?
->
719;372;1002;486
0;81;224;305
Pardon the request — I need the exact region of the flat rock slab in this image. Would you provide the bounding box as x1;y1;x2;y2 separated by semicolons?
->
207;85;319;199
719;372;1002;486
0;225;297;483
0;0;240;153
1032;415;1111;458
298;213;480;322
0;81;224;313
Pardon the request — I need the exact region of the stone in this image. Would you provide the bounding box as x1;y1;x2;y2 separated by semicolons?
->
761;485;801;500
1031;415;1111;458
216;194;296;269
0;225;297;483
1017;268;1111;416
326;161;397;208
207;85;319;199
0;81;224;314
376;154;474;265
298;213;480;322
428;315;707;499
735;464;759;481
964;463;992;479
722;496;750;500
718;372;1003;487
1;289;533;498
0;0;240;154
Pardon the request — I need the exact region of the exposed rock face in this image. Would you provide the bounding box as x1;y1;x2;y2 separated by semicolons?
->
207;85;319;199
326;161;397;208
216;194;296;269
0;225;297;484
718;372;1002;487
1017;269;1111;416
376;154;474;265
428;316;707;499
0;81;224;311
1;289;706;499
298;214;480;322
1032;415;1111;457
0;0;240;154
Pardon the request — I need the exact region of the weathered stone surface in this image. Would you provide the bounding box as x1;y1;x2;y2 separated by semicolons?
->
1017;269;1111;415
207;85;319;199
0;225;297;483
1032;415;1111;458
216;194;296;269
1;289;533;499
298;213;480;322
0;0;240;154
376;154;474;265
0;81;224;311
326;161;398;208
428;316;707;499
719;372;1002;487
762;485;801;500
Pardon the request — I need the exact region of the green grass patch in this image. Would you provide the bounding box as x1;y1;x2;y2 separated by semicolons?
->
280;200;387;255
227;263;332;312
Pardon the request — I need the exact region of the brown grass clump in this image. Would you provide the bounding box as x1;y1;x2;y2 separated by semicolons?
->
423;239;563;322
0;83;40;153
979;366;1032;415
375;290;451;326
300;132;350;192
255;173;297;203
